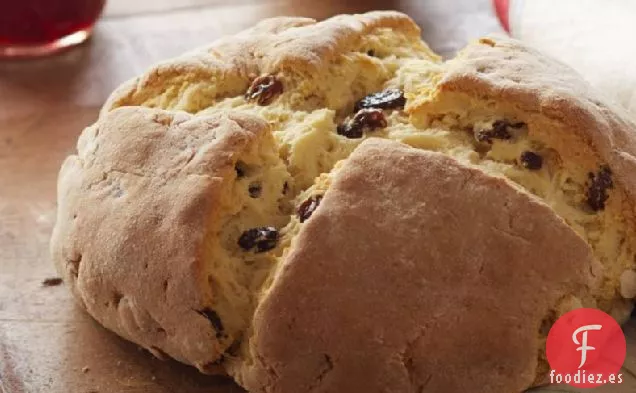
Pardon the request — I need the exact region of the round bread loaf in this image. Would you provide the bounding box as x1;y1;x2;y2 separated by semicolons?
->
51;11;636;393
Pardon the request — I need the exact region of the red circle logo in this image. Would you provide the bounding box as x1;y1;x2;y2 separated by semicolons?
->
546;308;626;388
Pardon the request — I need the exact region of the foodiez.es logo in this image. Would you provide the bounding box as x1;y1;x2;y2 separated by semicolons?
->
573;324;602;369
546;308;626;388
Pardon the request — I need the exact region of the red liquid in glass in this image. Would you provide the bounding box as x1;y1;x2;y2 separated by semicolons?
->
0;0;106;46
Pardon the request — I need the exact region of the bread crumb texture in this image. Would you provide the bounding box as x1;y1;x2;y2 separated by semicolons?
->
51;11;636;393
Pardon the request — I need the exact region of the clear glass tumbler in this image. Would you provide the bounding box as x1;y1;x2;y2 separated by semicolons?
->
0;0;106;58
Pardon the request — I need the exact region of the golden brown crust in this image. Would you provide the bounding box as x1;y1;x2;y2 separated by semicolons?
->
54;10;432;374
50;107;269;369
411;35;636;218
241;139;597;393
406;35;636;318
101;11;423;116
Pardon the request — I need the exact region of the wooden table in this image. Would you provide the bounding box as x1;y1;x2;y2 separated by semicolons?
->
0;1;633;392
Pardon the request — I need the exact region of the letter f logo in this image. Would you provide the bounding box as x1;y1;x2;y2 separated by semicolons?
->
572;324;602;368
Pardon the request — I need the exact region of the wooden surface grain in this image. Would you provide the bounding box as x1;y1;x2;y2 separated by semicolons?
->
0;1;633;392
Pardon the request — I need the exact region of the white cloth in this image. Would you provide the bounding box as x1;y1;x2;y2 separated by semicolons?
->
510;0;636;117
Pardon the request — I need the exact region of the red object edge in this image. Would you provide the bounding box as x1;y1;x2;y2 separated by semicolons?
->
493;0;510;32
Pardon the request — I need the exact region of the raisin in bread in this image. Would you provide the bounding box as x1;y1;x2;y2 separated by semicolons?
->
50;11;636;393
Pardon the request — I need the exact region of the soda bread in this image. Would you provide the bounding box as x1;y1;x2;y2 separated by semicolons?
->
51;11;636;392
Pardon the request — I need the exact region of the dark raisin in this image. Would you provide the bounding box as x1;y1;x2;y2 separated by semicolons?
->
520;151;543;170
367;49;375;57
476;120;517;143
298;195;323;223
337;108;387;139
225;339;242;357
337;123;363;139
245;75;283;106
41;277;63;287
196;308;224;338
282;182;289;195
354;108;388;129
248;183;262;198
235;162;247;178
355;89;406;111
238;227;279;252
586;165;613;211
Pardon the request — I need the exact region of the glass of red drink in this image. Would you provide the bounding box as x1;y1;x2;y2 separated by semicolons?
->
0;0;106;58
